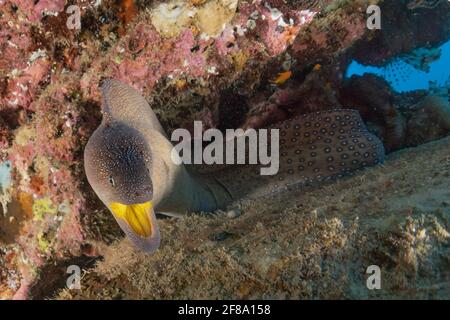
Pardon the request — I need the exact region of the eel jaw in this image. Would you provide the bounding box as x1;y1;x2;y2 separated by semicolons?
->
109;201;161;253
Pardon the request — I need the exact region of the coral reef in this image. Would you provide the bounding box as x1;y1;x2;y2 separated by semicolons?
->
0;0;448;299
406;96;450;146
341;74;407;152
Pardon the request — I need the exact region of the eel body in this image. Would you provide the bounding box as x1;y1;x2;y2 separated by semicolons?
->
84;79;385;251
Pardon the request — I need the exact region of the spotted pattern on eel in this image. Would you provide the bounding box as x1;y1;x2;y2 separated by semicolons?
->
203;109;385;203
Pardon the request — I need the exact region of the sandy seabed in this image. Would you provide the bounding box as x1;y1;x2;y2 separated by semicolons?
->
57;136;450;300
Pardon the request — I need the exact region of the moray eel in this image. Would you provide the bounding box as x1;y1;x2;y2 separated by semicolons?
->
84;79;385;252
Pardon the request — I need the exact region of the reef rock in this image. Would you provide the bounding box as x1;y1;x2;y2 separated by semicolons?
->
406;96;450;147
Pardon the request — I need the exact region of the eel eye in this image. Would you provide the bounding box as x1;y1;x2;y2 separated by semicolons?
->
109;176;116;187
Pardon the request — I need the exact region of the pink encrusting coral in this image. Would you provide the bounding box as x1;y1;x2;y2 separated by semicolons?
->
112;27;209;92
0;4;47;111
79;0;319;96
4;58;51;111
9;0;66;23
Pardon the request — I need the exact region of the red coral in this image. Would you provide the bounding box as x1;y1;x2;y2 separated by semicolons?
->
11;0;66;23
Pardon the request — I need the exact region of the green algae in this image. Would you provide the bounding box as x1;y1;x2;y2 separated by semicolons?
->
37;232;50;253
33;198;58;221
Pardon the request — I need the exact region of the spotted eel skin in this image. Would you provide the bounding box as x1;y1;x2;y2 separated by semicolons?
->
197;109;385;205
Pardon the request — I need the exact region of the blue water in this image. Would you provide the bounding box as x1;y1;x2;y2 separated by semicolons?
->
346;39;450;93
0;161;12;192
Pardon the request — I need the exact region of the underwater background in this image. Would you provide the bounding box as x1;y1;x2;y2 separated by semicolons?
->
0;0;449;299
346;39;450;93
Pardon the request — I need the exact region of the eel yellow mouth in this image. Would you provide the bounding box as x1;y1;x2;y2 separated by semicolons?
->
110;201;153;238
